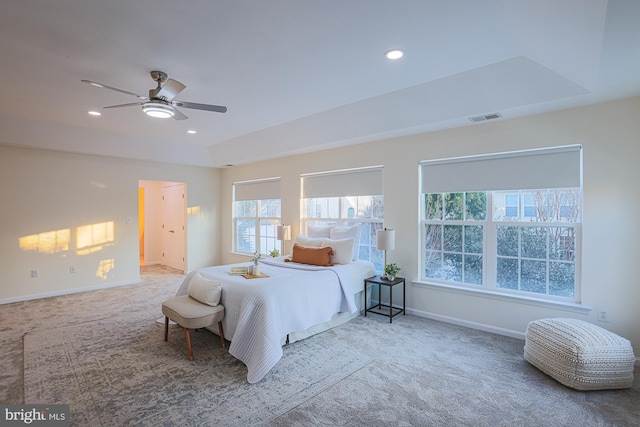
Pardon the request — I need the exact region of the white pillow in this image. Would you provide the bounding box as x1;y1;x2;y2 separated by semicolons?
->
321;238;354;264
188;273;222;306
307;225;332;238
295;234;324;247
330;224;361;260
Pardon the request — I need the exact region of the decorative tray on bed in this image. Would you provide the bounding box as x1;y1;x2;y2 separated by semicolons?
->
242;273;270;279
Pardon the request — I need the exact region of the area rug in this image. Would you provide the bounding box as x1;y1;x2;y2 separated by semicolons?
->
24;317;372;426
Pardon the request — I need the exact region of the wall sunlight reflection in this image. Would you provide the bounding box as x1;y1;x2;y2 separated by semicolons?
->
19;229;70;254
76;221;115;255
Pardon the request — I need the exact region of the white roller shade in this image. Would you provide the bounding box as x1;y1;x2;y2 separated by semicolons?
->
301;166;383;198
233;178;281;201
420;145;582;193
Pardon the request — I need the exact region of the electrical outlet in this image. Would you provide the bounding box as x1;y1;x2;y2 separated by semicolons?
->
597;308;610;323
31;270;38;278
70;266;76;274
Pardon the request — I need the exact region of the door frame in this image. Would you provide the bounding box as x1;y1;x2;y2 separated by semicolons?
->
138;180;188;273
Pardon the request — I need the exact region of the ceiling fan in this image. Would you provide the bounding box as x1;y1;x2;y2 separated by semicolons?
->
81;70;227;120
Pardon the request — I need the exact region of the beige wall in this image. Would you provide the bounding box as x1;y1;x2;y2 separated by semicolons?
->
0;146;221;302
1;96;638;352
220;96;640;351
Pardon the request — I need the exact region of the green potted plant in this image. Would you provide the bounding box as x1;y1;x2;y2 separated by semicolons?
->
382;262;401;281
269;248;280;258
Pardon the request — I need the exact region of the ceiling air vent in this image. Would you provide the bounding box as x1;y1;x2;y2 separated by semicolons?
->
469;113;502;122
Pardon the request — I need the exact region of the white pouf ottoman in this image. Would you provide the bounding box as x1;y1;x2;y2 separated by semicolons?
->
524;318;635;390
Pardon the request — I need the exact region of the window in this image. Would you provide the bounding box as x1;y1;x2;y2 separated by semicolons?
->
420;145;582;302
301;195;385;268
504;194;518;217
424;192;486;285
301;167;385;270
233;178;281;256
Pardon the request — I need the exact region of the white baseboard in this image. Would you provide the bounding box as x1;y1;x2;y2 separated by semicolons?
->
0;279;141;305
406;307;527;340
406;308;640;366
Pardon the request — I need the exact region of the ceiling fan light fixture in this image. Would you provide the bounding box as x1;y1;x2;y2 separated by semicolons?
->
82;72;227;120
142;102;175;118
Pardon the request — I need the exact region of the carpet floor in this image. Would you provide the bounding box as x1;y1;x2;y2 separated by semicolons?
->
1;265;639;426
24;316;371;426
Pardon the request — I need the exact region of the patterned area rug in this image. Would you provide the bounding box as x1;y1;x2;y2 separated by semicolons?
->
24;316;372;426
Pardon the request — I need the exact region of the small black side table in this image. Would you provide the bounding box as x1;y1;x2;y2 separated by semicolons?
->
364;275;405;323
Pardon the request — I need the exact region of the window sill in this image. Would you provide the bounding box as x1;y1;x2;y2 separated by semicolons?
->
411;280;592;315
230;251;254;260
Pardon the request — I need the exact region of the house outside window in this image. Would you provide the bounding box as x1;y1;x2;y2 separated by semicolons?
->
420;145;582;302
233;178;281;256
300;167;385;271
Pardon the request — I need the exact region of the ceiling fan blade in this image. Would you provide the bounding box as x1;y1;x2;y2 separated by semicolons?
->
173;108;188;121
154;78;186;101
103;102;144;109
81;80;147;99
174;101;227;113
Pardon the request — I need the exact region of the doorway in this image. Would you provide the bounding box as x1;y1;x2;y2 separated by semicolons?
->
138;187;145;265
138;180;187;273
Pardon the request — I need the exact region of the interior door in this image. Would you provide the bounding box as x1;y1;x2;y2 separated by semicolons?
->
162;183;186;272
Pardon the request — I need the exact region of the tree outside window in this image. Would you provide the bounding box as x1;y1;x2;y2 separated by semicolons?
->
424;192;486;285
422;188;581;300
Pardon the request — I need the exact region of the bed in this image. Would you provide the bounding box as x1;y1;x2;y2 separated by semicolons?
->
175;255;377;383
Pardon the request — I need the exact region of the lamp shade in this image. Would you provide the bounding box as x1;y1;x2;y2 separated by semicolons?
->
376;228;395;251
277;225;291;241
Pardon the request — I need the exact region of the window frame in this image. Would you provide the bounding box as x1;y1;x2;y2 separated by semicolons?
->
233;198;282;256
232;178;282;256
420;190;582;304
300;195;385;271
418;146;583;308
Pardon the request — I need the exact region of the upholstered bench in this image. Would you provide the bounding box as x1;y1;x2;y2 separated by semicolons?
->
162;272;226;361
524;318;635;390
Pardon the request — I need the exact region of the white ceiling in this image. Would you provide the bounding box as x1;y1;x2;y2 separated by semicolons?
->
1;0;639;168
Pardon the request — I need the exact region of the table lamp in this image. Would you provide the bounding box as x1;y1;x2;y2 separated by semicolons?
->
277;224;291;255
376;228;395;274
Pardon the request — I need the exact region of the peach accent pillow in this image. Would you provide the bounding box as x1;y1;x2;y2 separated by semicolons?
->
287;243;334;266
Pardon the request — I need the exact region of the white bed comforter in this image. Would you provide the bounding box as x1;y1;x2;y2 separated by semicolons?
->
176;257;376;383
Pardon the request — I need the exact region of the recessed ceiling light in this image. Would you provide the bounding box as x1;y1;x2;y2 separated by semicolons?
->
88;111;101;116
385;49;405;60
187;130;197;134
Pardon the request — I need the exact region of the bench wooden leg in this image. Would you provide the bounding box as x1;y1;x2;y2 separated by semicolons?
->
164;316;169;341
217;321;226;349
184;328;194;361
